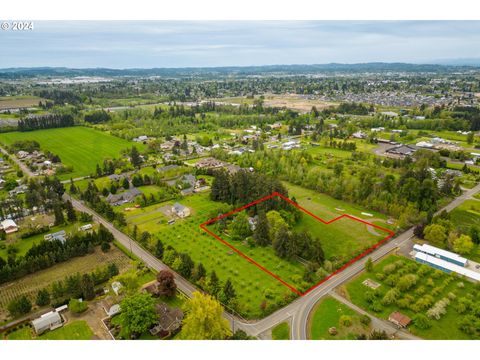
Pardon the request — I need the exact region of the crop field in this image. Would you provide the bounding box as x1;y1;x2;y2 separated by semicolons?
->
308;296;370;339
0;127;144;179
0;246;132;320
342;255;480;340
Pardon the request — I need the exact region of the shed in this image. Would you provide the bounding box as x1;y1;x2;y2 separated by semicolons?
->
388;311;411;328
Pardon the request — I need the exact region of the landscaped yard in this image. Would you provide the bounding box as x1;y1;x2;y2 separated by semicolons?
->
0;126;145;179
309;296;370;340
341;254;480;340
5;321;94;340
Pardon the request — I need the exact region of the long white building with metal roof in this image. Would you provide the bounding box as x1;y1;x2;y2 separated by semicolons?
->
415;252;480;282
413;243;468;267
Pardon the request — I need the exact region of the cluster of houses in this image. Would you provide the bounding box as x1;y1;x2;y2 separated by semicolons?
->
16;150;60;176
194;157;250;175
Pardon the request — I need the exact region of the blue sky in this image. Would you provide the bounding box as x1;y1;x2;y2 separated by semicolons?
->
1;21;480;68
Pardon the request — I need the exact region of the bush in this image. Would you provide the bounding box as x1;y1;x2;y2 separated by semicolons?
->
69;298;88;314
101;242;111;252
8;296;32;317
360;314;371;325
413;314;432;329
339;315;352;327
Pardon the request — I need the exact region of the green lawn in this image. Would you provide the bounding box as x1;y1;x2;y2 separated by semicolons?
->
5;321;93;340
271;322;290;340
40;321;93;340
0;127;144;180
309;297;369;340
343;255;480;340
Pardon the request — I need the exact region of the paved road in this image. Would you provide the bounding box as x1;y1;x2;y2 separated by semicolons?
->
0;146;34;177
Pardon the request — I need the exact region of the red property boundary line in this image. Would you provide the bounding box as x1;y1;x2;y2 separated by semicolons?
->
199;192;395;296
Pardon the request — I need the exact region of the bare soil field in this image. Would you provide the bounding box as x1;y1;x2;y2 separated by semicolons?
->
263;94;337;113
0;96;44;110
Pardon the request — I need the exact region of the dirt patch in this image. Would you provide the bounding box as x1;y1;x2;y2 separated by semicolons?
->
263;94;337;113
0;97;44;110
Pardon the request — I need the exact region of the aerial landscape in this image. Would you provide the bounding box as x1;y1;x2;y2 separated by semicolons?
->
1;20;480;344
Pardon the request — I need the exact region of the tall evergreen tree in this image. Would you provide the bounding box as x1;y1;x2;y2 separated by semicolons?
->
253;211;270;246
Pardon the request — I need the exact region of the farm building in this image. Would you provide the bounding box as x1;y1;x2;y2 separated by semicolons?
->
413;244;467;267
172;203;191;218
414;252;480;282
32;311;63;335
388;311;411;328
0;219;18;234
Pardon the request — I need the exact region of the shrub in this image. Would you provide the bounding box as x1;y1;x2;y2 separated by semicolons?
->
413;314;432;330
360;314;371;325
69;298;88;314
339;315;352;327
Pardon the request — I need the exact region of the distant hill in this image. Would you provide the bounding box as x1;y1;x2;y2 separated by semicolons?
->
0;62;479;79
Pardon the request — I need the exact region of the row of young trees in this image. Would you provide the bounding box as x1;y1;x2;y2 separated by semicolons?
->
18;114;74;131
7;263;119;318
0;224;114;284
154;239;238;308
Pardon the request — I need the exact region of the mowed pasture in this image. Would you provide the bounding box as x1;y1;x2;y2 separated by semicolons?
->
285;183;393;260
0;246;132;321
121;192;296;319
0;127;144;179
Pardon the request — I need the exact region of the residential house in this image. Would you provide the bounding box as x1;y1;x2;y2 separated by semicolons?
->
149;303;184;338
32;311;63;335
111;281;123;296
388;311;411;328
1;219;18;234
172;203;191;218
106;187;142;205
385;144;417;158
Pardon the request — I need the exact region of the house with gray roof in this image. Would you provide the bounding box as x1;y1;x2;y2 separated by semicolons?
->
172;203;190;218
32;311;63;335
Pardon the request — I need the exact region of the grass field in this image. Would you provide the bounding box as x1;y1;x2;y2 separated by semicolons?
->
342;254;480;340
5;321;94;340
271;322;290;340
448;199;480;262
0;246;132;321
0;127;144;179
308;297;370;340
